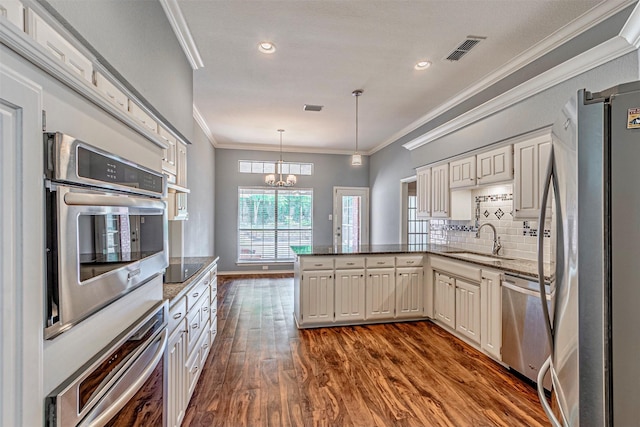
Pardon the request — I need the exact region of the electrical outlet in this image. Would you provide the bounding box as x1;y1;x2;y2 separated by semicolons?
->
262;265;269;270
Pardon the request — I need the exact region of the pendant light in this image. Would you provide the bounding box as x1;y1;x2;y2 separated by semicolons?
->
351;89;363;166
265;129;297;187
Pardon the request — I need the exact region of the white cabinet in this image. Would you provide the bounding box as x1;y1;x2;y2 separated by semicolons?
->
167;191;188;221
396;267;423;318
365;268;396;320
455;279;481;344
300;270;334;325
167;322;187;427
434;272;456;329
94;71;128;112
128;100;158;133
415;166;431;218
159;126;178;175
0;0;25;31
334;269;366;322
431;164;449;218
26;9;93;83
476;145;513;185
514;135;552;218
449;156;476;189
481;270;502;360
176;141;188;188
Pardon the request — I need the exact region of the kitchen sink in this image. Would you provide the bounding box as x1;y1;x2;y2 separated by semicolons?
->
447;252;514;262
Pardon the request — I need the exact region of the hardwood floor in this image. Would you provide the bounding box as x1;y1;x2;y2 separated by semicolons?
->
183;277;550;427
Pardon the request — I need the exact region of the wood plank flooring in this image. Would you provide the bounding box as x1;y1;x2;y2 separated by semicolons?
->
183;276;550;427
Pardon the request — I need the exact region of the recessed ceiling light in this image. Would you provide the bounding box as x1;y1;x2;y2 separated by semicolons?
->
258;41;276;54
414;60;432;70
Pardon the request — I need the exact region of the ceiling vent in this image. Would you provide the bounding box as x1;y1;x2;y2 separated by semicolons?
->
445;36;486;61
303;104;323;112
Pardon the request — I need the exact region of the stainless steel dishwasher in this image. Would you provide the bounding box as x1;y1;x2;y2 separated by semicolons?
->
502;273;554;390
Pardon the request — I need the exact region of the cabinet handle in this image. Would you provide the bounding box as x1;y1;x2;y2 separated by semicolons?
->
204;280;209;285
193;365;199;373
192;292;200;298
346;262;355;266
329;276;332;279
314;263;323;267
203;307;209;312
192;323;199;330
406;261;415;264
203;343;209;349
377;261;385;265
172;312;182;319
360;274;364;277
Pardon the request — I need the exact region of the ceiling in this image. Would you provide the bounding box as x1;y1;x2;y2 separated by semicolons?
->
178;0;617;154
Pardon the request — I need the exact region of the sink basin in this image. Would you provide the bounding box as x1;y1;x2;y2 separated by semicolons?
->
447;252;513;262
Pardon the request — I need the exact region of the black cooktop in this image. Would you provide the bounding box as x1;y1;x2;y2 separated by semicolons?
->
164;263;204;283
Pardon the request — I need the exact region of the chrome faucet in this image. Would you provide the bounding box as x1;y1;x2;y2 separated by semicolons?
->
476;223;502;255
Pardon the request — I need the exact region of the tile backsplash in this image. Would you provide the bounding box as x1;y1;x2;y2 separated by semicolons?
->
429;184;553;262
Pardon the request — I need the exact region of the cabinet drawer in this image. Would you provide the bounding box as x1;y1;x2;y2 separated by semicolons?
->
210;319;218;346
199;292;211;326
335;257;365;269
396;255;423;267
366;256;395;268
186;345;201;400
210;269;218;298
210;296;217;321
301;257;334;270
431;256;482;283
199;320;211;366
168;296;187;334
128;100;158;133
186;274;209;310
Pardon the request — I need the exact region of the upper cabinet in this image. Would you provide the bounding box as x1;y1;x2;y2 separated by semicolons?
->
0;0;25;31
94;71;128;112
26;9;93;83
431;164;449;218
513;134;551;218
449;156;476;189
129;100;159;134
176;141;188;188
415;166;431;218
159;126;178;176
476;145;513;185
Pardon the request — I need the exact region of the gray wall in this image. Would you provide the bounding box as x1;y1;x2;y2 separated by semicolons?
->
44;0;194;139
369;50;640;245
215;149;369;272
183;122;216;257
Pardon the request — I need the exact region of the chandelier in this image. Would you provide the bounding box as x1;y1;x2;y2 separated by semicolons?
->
265;129;297;187
351;89;363;166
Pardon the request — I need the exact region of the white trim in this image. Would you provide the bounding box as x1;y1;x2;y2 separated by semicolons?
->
159;0;204;70
403;32;639;150
367;0;638;154
220;270;294;276
215;141;357;155
193;104;217;147
620;2;640;48
333;186;370;246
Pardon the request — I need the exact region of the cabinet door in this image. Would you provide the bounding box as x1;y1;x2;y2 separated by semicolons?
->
300;270;334;325
396;267;424;318
27;10;93;83
416;166;431;218
128;100;158;133
159;126;178;175
455;279;481;344
168;192;188;220
514;135;551;218
177;141;188;188
481;270;502;360
365;268;396;320
477;145;513;185
94;71;128;112
431;164;449;218
334;269;365;321
167;326;187;427
449;156;476;189
1;1;25;31
434;272;455;329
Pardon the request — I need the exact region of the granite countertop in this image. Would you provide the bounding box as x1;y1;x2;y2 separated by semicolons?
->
163;256;219;305
291;244;553;281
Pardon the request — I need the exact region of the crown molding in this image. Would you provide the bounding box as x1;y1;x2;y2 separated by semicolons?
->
402;3;640;151
193;105;217;147
214;141;356;156
366;0;636;155
159;0;204;70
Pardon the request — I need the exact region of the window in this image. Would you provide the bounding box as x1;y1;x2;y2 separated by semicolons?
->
238;187;313;262
238;160;314;176
407;182;429;248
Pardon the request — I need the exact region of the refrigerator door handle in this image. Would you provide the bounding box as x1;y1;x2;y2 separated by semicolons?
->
538;145;556;351
538;356;563;427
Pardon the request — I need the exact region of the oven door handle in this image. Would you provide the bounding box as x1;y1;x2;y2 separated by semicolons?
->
79;328;168;427
64;192;165;210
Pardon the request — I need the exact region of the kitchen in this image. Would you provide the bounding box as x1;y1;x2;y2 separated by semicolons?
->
1;1;639;426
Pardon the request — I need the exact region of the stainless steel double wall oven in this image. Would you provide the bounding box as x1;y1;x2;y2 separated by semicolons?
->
44;132;168;338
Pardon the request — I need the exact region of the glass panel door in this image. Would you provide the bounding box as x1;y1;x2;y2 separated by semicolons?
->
333;187;369;250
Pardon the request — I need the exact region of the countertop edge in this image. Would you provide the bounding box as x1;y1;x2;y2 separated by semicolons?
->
163;256;219;306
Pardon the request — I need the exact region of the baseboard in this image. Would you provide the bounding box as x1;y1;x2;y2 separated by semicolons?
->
218;270;294;276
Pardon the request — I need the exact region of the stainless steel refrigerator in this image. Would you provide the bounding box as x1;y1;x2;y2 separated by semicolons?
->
536;81;640;426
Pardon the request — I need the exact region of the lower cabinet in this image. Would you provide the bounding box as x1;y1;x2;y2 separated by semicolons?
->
396;267;424;318
434;272;456;329
455;279;481;344
334;269;366;322
481;270;502;360
166;261;218;427
300;270;334;325
365;268;396;320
